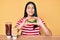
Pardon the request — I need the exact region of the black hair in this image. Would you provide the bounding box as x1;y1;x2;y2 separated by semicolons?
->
24;1;38;17
24;1;38;30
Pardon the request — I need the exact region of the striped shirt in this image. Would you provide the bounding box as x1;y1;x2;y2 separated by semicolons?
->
16;17;45;36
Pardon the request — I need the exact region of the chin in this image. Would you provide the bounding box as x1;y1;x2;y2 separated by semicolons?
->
29;14;34;16
29;15;33;16
28;13;34;15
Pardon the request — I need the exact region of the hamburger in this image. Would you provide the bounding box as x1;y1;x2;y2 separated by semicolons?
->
28;18;37;23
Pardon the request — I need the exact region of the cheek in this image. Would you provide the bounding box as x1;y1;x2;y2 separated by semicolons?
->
32;9;34;13
26;9;29;14
26;9;30;13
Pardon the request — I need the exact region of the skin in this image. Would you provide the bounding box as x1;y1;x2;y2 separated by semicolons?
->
14;4;52;36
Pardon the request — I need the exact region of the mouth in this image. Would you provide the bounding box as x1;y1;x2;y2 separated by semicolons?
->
29;11;33;14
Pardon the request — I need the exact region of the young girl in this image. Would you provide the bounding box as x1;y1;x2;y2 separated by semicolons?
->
15;2;52;36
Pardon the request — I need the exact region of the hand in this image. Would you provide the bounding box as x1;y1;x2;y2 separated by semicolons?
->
37;18;46;28
23;17;29;23
37;18;42;26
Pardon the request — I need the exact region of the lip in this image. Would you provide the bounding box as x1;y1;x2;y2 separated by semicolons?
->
29;11;33;13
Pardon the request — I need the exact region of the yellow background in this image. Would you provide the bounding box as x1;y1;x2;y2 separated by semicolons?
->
0;0;60;35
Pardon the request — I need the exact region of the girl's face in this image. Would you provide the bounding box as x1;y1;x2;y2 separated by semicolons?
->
26;4;34;16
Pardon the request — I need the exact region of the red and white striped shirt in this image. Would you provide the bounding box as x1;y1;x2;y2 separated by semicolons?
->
16;17;45;36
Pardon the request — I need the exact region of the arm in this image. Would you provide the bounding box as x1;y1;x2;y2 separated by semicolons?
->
15;17;28;29
37;18;52;36
13;17;28;35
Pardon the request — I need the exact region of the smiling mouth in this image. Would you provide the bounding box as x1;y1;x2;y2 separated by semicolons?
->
29;11;33;13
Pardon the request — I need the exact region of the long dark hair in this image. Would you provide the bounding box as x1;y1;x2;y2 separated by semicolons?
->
24;1;38;17
24;1;38;30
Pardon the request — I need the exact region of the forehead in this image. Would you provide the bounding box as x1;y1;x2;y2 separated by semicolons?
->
27;3;34;7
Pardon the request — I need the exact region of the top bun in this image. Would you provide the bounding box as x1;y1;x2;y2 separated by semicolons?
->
28;18;37;23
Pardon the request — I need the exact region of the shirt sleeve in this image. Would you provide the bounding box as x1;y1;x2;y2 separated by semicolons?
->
40;18;45;24
16;17;24;26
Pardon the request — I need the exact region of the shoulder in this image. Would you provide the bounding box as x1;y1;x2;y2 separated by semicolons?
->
17;17;25;23
16;17;25;26
35;17;45;24
39;18;45;24
18;17;25;21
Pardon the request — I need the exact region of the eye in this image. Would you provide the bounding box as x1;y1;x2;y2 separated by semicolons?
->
32;7;34;9
27;7;30;9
